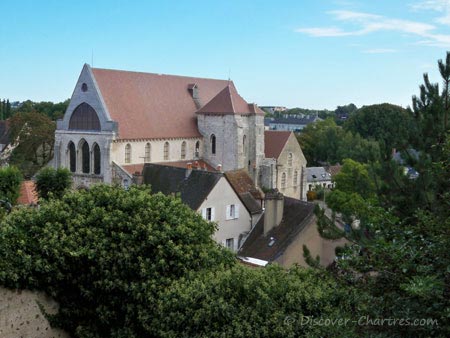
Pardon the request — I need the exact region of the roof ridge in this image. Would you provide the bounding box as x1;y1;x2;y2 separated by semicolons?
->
92;67;230;83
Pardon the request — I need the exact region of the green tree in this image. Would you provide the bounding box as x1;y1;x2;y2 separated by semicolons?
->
35;167;72;200
154;264;358;338
0;185;234;337
8;111;56;178
0;166;23;205
344;103;413;158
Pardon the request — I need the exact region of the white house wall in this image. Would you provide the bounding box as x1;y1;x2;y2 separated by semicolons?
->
198;177;251;251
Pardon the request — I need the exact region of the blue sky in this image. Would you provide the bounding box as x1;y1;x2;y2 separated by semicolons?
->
0;0;449;109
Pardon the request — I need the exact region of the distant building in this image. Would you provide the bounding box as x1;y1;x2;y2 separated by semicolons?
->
260;106;287;114
264;114;322;132
305;167;333;191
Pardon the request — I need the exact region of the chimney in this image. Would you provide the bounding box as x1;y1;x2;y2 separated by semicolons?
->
216;164;222;172
201;162;207;171
263;191;284;235
193;161;199;169
188;83;202;109
186;162;192;178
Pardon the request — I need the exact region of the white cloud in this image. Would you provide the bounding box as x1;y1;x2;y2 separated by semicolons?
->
410;0;450;26
295;9;450;47
362;48;397;54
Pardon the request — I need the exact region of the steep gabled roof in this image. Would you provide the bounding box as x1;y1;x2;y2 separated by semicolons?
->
91;67;231;140
196;84;264;116
142;163;222;210
264;130;292;159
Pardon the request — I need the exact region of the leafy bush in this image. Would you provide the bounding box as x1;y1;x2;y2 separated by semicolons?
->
0;184;234;337
36;167;72;199
0;166;23;205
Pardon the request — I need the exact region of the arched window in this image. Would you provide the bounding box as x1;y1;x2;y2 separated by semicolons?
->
281;172;286;189
125;144;131;163
210;134;216;155
288;153;293;167
195;141;200;157
294;170;298;186
80;140;90;173
93;143;101;174
69;103;100;130
181;141;186;160
164;142;170;160
144;143;151;162
68;141;76;173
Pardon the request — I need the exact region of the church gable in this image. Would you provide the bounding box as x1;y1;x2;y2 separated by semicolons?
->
57;64;117;133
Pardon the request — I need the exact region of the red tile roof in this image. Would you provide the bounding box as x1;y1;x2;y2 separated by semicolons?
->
91;68;231;140
17;181;38;205
155;160;217;172
197;84;264;116
121;164;145;176
264;130;292;159
122;160;216;176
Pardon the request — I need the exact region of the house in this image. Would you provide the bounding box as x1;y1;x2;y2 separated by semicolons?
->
260;106;287;114
142;163;256;251
260;130;307;200
264;114;322;132
392;149;419;179
305;167;333;191
17;180;38;206
238;193;346;267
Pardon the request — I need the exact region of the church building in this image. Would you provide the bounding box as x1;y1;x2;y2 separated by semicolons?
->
54;64;307;199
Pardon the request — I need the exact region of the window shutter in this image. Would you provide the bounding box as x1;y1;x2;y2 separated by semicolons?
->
235;204;240;219
201;208;207;219
226;205;231;220
211;207;215;221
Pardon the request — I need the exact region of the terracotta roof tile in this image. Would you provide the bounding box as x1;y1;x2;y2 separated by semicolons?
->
91;68;231;140
264;130;292;159
196;84;264;116
17;181;38;205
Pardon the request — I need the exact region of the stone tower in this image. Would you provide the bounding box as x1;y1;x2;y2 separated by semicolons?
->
196;83;265;184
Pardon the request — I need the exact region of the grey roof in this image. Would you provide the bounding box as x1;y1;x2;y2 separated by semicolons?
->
239;192;263;215
306;167;332;182
239;197;315;262
142;164;222;210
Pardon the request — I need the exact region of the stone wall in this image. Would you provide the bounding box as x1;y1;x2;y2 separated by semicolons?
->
0;287;70;338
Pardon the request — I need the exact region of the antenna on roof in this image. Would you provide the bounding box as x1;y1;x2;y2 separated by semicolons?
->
228;68;231;82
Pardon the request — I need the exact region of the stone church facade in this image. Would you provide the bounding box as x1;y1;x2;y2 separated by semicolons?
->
54;64;307;198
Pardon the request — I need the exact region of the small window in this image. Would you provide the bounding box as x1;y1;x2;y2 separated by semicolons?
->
81;83;88;92
202;207;215;221
243;135;247;150
281;172;286;189
125;144;131;163
181;141;186;160
164;142;170;160
294;170;298;186
210;134;216;155
226;238;234;251
144;143;151;162
288;153;293;167
226;204;239;220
